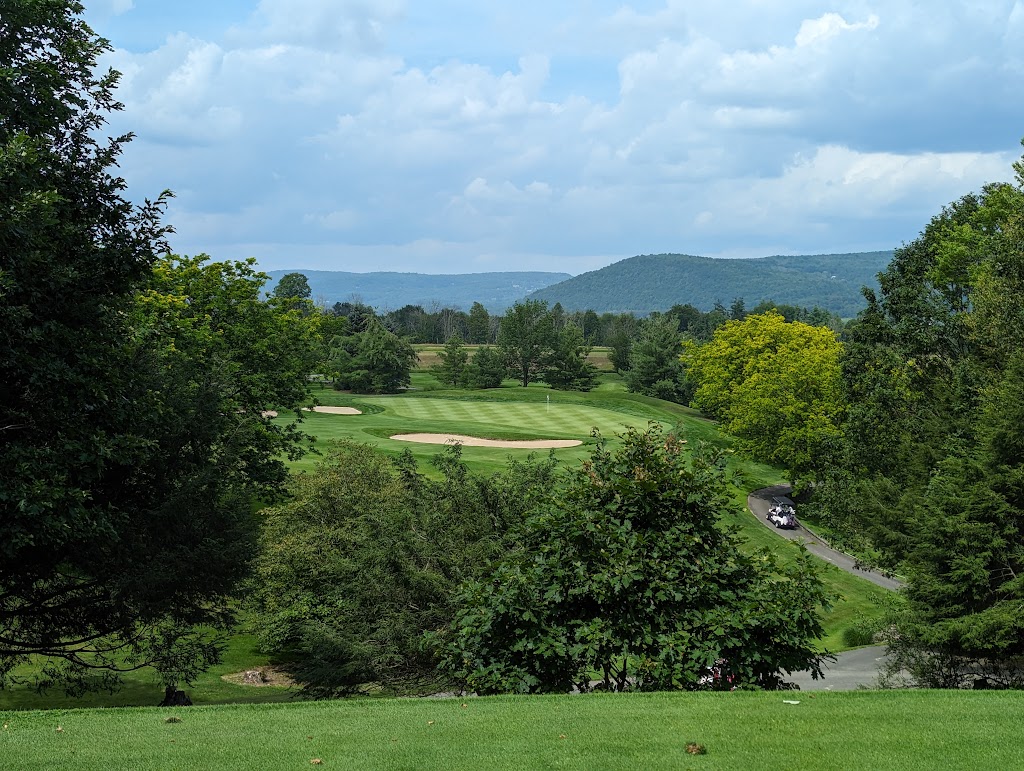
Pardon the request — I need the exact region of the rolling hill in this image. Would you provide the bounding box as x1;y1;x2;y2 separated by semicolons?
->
266;270;571;312
526;252;894;317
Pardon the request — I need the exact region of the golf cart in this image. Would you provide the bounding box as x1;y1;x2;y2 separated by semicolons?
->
766;496;798;529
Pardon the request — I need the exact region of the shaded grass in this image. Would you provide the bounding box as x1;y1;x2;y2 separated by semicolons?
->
2;690;1022;770
0;635;296;712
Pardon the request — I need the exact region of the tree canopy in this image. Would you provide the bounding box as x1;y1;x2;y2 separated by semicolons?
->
498;299;557;387
818;148;1024;687
0;4;313;694
249;442;559;696
441;425;830;694
686;311;844;485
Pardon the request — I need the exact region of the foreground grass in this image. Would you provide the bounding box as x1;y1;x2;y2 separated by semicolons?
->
2;690;1022;770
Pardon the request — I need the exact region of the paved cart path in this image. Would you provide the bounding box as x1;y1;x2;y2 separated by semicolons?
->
747;485;903;591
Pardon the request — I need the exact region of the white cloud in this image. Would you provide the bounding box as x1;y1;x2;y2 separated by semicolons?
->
85;1;1024;274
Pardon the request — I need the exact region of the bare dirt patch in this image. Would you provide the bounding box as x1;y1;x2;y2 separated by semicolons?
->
390;433;582;449
220;667;295;688
303;406;362;415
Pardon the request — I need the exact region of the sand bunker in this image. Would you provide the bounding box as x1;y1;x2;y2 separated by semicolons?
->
303;406;362;415
391;433;581;449
260;410;278;418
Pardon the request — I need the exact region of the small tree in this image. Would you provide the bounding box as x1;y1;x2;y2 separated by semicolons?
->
432;333;470;387
440;425;831;694
543;323;599;391
467;345;506;389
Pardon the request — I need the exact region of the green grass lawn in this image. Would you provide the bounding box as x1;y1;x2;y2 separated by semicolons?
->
3;690;1022;770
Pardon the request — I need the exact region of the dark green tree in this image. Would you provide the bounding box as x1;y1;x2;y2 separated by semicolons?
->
440;426;830;694
330;319;418;393
250;442;559;696
272;272;311;300
498;299;556;387
467;345;506;389
432;332;470;387
542;323;598;391
624;315;689;402
2;2;315;695
467;301;491;344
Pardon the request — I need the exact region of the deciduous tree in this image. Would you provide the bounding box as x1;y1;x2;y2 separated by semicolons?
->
498;299;556;387
440;426;830;694
687;312;844;485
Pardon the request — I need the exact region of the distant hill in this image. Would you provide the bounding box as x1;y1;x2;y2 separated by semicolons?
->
526;252;894;317
266;270;572;312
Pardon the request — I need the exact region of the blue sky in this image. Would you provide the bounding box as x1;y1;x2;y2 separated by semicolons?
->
84;0;1024;275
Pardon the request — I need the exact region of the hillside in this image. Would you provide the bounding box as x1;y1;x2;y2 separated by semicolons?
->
266;270;571;312
527;252;894;317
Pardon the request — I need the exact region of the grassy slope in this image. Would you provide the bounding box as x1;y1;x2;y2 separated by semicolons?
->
3;691;1022;770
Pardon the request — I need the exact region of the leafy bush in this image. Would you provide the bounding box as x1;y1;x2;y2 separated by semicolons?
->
438;425;832;694
249;442;558;696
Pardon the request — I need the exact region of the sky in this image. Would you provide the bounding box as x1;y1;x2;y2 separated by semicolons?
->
83;0;1024;275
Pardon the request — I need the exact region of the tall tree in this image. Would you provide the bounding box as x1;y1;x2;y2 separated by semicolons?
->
623;314;688;402
498;299;556;387
0;4;315;695
467;301;491;344
543;322;598;391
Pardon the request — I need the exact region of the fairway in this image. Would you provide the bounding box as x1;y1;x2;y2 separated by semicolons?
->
283;391;671;473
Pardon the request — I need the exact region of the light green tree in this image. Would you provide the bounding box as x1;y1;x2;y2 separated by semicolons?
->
686;311;844;484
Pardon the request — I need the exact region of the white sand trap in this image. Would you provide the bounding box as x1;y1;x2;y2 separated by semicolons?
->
391;433;581;449
260;410;279;418
303;406;362;415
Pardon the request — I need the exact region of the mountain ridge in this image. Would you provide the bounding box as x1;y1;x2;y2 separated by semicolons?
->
526;251;894;317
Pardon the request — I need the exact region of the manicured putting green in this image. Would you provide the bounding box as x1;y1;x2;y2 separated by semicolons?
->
361;397;654;437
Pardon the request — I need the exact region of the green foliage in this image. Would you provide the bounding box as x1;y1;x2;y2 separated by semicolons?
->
440;425;830;694
623;315;688;402
249;442;559;696
467;301;492;343
498;299;557;387
687;312;844;486
330;319;418;393
432;333;471;387
824;147;1024;685
466;345;507;389
527;252;894;317
543;323;599;391
271;272;311;300
1;3;313;694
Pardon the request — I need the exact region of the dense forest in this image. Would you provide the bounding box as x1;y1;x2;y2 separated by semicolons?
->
527;251;894;317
